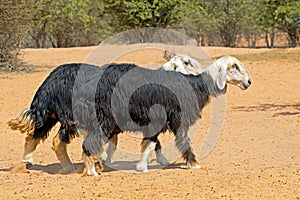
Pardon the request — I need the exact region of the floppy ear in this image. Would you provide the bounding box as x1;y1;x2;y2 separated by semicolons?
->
216;66;226;90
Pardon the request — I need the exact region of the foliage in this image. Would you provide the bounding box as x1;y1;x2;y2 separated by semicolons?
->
182;0;262;47
0;0;32;71
103;0;188;31
1;0;300;71
182;0;299;47
29;0;96;47
274;0;300;47
258;0;300;47
179;1;213;46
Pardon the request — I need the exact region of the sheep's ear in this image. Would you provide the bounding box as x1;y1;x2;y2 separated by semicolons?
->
216;66;226;90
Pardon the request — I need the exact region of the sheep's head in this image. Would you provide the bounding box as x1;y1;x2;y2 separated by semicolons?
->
212;56;251;90
162;54;203;75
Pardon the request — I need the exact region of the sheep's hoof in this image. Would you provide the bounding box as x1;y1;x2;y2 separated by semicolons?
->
180;162;201;169
190;164;201;169
87;169;99;176
88;167;99;176
136;162;149;172
186;162;201;169
10;162;31;173
88;172;99;176
21;158;33;164
82;166;99;176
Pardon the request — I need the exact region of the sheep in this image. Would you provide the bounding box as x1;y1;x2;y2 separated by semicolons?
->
8;63;99;172
162;54;203;75
75;56;251;176
104;54;203;165
7;54;202;173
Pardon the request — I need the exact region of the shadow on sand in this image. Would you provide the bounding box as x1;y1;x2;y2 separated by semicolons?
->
1;160;188;175
232;103;300;117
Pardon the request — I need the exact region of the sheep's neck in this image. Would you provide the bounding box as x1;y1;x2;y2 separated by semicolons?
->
190;71;227;111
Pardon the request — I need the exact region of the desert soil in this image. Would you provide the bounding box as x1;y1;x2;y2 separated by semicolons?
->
0;44;299;199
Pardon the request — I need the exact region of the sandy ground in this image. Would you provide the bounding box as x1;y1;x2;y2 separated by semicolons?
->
0;44;299;199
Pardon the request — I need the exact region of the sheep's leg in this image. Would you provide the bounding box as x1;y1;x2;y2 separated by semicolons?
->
104;133;118;165
22;135;40;163
82;150;105;176
175;134;200;169
102;134;169;167
136;139;156;172
146;139;157;164
154;140;169;166
10;135;39;173
51;133;76;172
10;135;40;173
147;149;154;163
82;153;99;176
82;135;106;176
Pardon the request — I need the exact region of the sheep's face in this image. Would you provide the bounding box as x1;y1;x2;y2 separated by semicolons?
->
162;54;203;75
224;56;251;90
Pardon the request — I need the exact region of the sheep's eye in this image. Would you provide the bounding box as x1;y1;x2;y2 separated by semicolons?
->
184;60;191;65
232;63;239;70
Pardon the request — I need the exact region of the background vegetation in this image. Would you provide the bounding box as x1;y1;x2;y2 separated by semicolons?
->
0;0;299;70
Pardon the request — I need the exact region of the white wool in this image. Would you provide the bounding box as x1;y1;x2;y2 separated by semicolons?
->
136;141;156;172
205;56;251;90
162;54;203;75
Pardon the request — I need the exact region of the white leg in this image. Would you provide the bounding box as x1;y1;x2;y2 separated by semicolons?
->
22;135;40;163
88;165;98;176
136;140;156;172
155;149;169;166
147;150;153;164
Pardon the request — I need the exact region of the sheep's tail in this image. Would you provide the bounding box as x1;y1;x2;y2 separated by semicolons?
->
7;108;35;136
